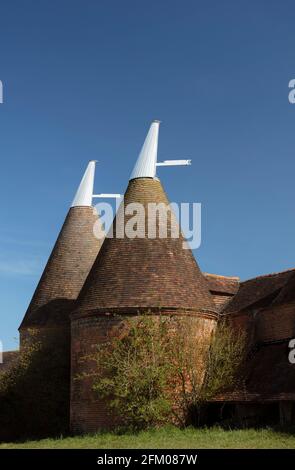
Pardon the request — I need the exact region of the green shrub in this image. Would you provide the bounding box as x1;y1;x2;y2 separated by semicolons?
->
88;315;174;430
83;315;245;430
0;330;70;442
171;319;246;425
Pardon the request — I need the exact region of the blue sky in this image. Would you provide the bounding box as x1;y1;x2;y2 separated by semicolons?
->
1;0;295;350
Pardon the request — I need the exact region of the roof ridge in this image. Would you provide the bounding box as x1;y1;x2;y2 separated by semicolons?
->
241;267;295;284
203;272;240;281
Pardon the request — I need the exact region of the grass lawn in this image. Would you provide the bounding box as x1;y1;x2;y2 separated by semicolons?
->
0;426;295;449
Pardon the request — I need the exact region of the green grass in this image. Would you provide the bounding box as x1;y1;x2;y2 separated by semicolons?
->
1;426;295;449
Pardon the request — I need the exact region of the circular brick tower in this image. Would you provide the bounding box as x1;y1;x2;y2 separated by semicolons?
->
18;162;103;435
70;122;217;433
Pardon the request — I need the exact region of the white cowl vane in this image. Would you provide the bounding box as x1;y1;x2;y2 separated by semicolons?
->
129;120;160;180
71;160;97;207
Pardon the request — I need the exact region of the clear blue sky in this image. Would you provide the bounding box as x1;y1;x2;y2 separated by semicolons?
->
1;0;295;350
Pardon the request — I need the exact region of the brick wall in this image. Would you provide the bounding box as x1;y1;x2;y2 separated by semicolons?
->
3;326;71;438
70;313;217;433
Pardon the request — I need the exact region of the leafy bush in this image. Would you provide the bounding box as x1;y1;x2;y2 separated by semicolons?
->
84;315;245;430
88;315;174;430
171;319;246;425
0;329;70;441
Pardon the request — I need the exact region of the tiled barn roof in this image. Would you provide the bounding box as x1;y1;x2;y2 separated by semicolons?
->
203;273;240;295
272;270;295;305
213;340;295;402
223;268;295;314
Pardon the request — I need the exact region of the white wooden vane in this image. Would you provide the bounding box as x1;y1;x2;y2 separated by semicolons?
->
71;161;122;207
129;120;191;181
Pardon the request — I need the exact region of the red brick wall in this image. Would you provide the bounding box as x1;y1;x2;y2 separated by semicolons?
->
70;315;122;433
70;313;217;433
17;325;71;436
226;301;295;347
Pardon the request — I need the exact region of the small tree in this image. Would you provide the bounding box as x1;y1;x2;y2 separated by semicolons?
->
88;315;174;430
0;330;70;441
86;315;245;430
170;319;246;425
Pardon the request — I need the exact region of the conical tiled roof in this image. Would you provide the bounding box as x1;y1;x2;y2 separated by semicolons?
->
74;177;216;318
20;161;103;329
20;206;102;328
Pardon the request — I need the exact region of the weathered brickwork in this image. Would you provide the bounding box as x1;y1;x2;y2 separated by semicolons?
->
71;315;125;433
224;300;295;346
19;325;70;351
219;271;295;406
70;313;217;433
16;206;103;437
226;310;256;351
